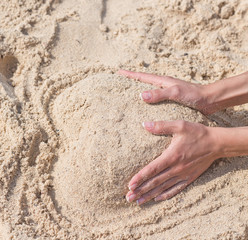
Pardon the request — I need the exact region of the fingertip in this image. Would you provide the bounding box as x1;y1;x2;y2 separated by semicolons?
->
128;183;138;191
117;69;126;75
143;122;155;131
126;191;134;203
154;194;165;202
118;69;134;76
148;121;177;135
140;91;152;101
136;197;145;206
143;121;165;135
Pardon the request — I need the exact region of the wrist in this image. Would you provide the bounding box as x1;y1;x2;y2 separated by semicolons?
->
203;72;248;114
196;84;220;115
207;126;226;159
210;127;248;158
202;83;228;114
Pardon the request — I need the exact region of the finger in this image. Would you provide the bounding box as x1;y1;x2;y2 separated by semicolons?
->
140;88;170;103
118;69;168;87
140;85;181;103
126;167;172;202
136;177;182;205
128;150;172;192
142;120;187;135
154;180;188;201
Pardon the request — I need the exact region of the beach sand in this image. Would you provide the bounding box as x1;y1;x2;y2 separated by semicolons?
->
0;0;248;239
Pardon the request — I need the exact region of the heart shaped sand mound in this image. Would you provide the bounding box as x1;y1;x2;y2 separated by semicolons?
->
51;73;213;216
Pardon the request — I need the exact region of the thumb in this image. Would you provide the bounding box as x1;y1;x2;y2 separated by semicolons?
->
140;85;181;104
142;120;186;135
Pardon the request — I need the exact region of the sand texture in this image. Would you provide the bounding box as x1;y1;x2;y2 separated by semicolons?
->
0;0;248;239
51;73;214;228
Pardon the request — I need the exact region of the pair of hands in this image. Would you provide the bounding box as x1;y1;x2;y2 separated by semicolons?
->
118;70;223;205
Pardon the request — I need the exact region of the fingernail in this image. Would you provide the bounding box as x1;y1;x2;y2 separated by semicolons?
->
126;194;136;203
141;91;152;100
137;197;145;205
143;122;154;129
154;196;161;201
128;183;137;191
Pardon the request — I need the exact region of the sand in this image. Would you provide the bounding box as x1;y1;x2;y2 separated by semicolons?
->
51;73;214;228
0;0;248;239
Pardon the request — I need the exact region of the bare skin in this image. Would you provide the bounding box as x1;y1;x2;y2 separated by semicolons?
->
118;70;248;205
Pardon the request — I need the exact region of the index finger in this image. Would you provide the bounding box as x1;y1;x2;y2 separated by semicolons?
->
128;150;172;191
118;69;168;87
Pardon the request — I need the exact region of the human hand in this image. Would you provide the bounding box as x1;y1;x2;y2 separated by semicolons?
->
118;70;215;115
125;120;222;205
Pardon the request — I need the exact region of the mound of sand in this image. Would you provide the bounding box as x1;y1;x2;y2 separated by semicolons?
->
51;74;212;216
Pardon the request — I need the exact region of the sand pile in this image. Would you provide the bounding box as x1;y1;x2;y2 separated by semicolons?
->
51;74;213;222
0;0;248;239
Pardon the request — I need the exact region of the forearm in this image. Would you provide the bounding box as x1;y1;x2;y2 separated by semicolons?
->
214;126;248;158
205;71;248;114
